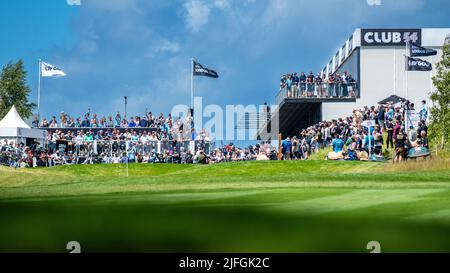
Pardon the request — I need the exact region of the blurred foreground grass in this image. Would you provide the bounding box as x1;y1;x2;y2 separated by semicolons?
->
0;160;449;252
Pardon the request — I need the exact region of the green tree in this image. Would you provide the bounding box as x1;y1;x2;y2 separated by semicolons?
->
0;59;36;119
430;37;450;150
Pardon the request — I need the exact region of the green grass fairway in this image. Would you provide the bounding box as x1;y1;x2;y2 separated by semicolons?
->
1;160;450;253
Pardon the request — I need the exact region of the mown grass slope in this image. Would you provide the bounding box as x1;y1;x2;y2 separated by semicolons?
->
0;160;449;252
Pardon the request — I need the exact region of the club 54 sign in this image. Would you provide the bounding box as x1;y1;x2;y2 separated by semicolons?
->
361;29;422;46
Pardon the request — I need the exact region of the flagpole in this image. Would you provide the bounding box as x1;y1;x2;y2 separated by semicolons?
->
430;55;434;93
393;47;396;95
190;58;194;109
405;42;409;100
405;42;409;134
37;59;41;120
190;58;194;130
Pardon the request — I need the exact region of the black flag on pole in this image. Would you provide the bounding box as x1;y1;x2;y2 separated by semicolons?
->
193;60;219;78
406;56;433;71
410;43;437;57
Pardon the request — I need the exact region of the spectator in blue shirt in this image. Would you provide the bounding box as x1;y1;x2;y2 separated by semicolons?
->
81;117;90;128
285;75;293;97
281;137;292;160
128;118;137;128
419;100;428;122
331;134;344;153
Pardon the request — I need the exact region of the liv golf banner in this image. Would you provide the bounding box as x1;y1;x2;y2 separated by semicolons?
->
193;60;219;78
406;56;433;71
410;43;438;57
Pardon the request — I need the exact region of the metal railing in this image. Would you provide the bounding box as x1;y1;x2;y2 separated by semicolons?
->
276;82;359;105
51;140;213;157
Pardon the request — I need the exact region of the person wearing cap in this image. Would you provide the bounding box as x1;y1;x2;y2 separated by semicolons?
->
83;130;93;142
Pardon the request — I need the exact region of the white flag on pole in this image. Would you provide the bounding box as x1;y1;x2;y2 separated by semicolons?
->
41;61;67;77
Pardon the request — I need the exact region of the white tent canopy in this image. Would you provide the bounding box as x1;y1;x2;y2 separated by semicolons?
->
0;105;45;142
0;105;31;129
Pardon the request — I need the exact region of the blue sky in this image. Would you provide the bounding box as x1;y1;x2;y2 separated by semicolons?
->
1;0;449;120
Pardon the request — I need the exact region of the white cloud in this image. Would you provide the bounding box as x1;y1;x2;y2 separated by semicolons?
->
184;0;212;32
156;40;181;54
383;0;425;10
214;0;230;10
144;39;181;59
88;0;138;12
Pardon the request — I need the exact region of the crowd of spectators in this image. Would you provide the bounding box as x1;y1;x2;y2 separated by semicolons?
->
1;108;279;168
280;99;430;162
1;98;431;167
33;110;195;135
0;137;278;168
279;71;357;98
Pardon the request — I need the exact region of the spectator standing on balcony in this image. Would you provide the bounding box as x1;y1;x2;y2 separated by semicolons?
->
315;73;323;97
60;111;67;128
49;118;58;128
91;118;98;128
335;73;343;97
299;72;307;97
75;117;81;127
292;72;299;97
67;117;75;128
81;116;90;128
106;116;114;127
285;74;293;97
327;74;335;97
128;117;137;128
347;74;356;97
306;72;315;97
121;118;128;128
341;72;349;97
115;112;121;127
32;116;39;128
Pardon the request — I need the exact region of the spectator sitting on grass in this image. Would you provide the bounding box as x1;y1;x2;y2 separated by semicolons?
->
194;150;208;164
332;134;344;153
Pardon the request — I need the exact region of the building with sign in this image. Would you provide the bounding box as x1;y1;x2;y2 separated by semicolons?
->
260;28;450;140
320;28;450;120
